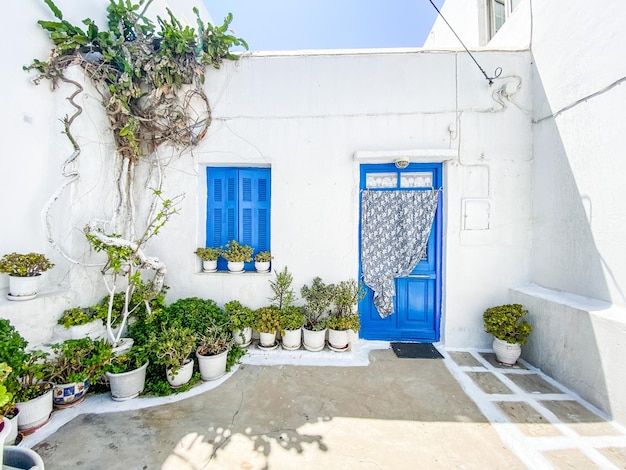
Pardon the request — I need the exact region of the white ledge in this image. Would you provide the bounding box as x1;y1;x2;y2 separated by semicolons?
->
353;149;458;164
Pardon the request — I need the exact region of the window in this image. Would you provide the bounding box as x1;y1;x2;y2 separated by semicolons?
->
488;0;521;39
206;167;271;270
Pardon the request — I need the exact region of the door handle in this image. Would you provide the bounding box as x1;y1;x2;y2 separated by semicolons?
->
407;274;434;279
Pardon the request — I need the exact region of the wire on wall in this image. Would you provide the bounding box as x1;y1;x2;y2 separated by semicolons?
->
427;0;502;86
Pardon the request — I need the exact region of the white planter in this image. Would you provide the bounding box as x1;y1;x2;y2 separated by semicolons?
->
328;329;350;351
281;328;302;350
106;360;149;401
3;446;46;470
53;379;90;408
196;349;228;381
52;319;107;342
5;408;19;445
0;417;11;467
166;358;194;388
492;337;522;366
254;261;270;273
233;327;252;347
303;328;327;352
7;275;40;300
227;261;244;273
202;260;217;272
259;331;277;347
16;384;53;432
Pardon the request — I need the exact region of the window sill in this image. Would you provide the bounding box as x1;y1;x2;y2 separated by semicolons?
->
196;270;273;276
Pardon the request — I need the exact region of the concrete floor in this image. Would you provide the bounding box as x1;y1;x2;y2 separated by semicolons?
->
20;342;626;469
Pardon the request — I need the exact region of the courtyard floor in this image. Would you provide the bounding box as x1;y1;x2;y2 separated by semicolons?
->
17;341;626;469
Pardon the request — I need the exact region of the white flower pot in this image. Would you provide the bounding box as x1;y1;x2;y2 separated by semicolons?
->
7;275;40;300
328;329;350;351
166;358;194;388
53;379;90;408
233;327;252;347
3;446;46;470
259;331;277;347
5;408;19;445
303;328;326;352
227;261;244;273
254;261;270;273
106;360;149;401
0;417;12;467
202;260;217;272
16;384;53;431
196;349;228;381
281;328;302;350
492;337;522;366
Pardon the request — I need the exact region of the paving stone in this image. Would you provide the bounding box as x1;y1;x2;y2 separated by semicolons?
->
599;446;626;468
543;448;601;469
448;351;484;367
466;371;513;394
506;373;563;394
539;400;623;437
495;401;562;437
480;352;528;370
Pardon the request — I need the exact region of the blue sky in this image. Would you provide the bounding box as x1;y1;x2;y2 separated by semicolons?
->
202;0;445;51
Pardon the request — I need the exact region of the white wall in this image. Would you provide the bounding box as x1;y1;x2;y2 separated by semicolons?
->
1;3;533;350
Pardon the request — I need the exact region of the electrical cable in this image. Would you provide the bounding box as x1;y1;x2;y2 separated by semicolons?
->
427;0;502;85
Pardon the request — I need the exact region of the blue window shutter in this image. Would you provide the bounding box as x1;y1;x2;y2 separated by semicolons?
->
239;169;271;254
207;168;237;249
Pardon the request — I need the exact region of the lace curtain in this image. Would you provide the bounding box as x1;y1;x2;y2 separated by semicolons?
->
361;189;440;318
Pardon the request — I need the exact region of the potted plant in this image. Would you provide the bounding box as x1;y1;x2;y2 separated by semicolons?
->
0;252;54;300
221;240;254;273
326;279;365;351
150;326;196;388
105;347;149;401
195;247;222;273
300;277;335;352
254;306;280;349
0;363;15;454
483;303;533;366
196;322;232;381
224;300;254;347
14;350;53;433
279;306;305;350
253;251;273;273
47;338;112;407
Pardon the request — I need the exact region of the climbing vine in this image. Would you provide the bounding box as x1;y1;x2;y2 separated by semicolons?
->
25;0;247;346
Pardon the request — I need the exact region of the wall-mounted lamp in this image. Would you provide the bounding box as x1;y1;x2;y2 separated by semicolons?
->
394;157;410;169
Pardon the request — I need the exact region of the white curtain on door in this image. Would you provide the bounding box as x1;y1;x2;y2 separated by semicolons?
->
361;189;439;318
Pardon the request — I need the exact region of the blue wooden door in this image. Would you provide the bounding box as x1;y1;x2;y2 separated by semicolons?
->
358;163;442;342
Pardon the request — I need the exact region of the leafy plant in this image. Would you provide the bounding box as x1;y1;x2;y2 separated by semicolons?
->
268;266;295;310
326;312;360;332
195;247;223;261
483;304;533;345
279;306;305;335
149;325;196;374
0;320;28;396
14;350;52;403
221;240;254;263
224;300;255;331
57;306;105;328
333;279;366;316
47;338;112;383
301;277;335;331
254;306;280;334
107;346;149;375
0;363;14;416
197;323;232;356
254;251;273;263
0;252;54;277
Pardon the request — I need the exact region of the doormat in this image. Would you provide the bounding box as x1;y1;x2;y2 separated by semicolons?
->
391;342;443;359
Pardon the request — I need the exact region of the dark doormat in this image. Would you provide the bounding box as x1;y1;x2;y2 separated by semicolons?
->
391;342;443;359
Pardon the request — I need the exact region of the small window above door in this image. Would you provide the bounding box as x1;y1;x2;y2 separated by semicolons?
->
365;171;433;189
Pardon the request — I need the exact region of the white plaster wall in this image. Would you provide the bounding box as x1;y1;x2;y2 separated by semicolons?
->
1;4;533;350
512;285;626;425
530;0;626;307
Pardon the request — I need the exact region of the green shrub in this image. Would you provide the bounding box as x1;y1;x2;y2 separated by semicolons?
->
483;303;533;345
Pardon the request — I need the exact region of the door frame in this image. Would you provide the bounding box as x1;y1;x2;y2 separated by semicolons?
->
357;162;443;342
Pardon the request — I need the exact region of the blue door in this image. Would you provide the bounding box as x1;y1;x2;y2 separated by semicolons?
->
358;163;442;342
